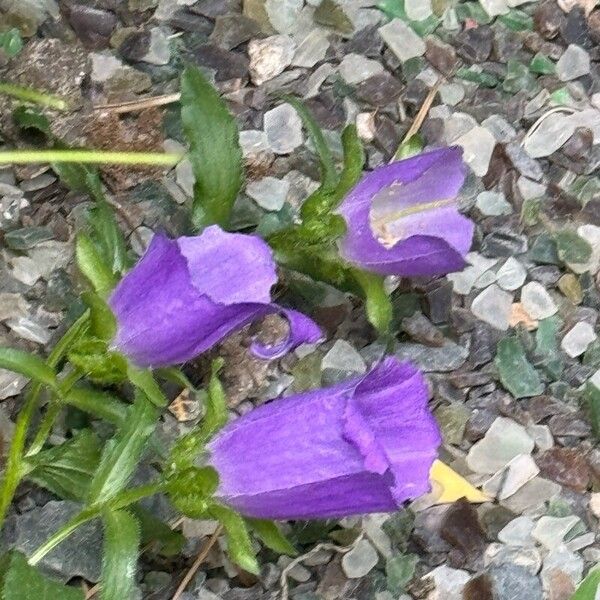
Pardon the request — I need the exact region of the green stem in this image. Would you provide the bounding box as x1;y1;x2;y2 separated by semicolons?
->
61;386;128;428
0;150;182;166
0;82;68;110
28;480;165;565
0;312;89;529
25;400;62;457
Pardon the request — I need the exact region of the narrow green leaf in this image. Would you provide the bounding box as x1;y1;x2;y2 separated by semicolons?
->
210;505;259;575
0;551;84;600
24;430;102;501
0;29;23;57
571;566;600;600
0;348;56;387
63;385;128;427
127;367;168;407
87;392;158;505
52;159;97;194
352;271;393;335
76;233;116;296
200;358;228;441
394;133;424;161
12;106;51;136
100;510;140;600
247;518;297;556
284;96;337;193
180;64;243;230
132;506;185;557
168;467;219;518
82;292;116;341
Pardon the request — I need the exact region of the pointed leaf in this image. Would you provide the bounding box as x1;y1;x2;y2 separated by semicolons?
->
571;567;600;600
335;124;365;200
168;467;219;518
100;510;140;600
246;518;297;556
0;551;83;600
132;506;185;557
200;358;228;440
76;233;116;296
127;367;168;407
87;392;158;505
180;64;243;230
210;505;259;575
24;430;102;501
63;385;128;427
0;348;56;388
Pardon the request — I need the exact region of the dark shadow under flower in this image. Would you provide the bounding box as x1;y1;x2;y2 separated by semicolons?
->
207;357;441;520
109;226;323;368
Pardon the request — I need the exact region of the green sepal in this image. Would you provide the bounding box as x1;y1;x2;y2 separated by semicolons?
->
167;467;219;518
246;518;297;556
76;233;116;296
68;338;127;385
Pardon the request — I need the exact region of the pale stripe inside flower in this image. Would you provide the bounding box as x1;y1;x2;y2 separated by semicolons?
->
369;181;456;249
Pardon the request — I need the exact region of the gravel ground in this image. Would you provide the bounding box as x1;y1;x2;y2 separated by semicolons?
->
2;0;600;599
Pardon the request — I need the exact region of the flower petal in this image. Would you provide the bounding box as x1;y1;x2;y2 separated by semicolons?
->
250;307;324;359
338;146;474;277
344;358;441;503
177;225;277;305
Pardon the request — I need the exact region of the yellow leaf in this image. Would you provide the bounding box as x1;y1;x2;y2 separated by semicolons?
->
429;460;489;504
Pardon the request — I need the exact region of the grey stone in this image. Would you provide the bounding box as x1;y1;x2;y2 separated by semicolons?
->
482;114;517;143
292;29;330;68
0;369;27;400
246;176;290;211
5;501;102;582
496;258;527;291
498;516;536;547
456;126;496;177
533;516;581;550
143;27;171;65
502;478;561;514
467;417;534;475
6;317;51;344
471;284;513;331
378;18;426;62
339;53;384;85
541;545;583;589
447;253;498;295
561;322;597;357
556;44;591;81
405;0;432;20
264;103;303;154
265;0;303;34
479;0;510;16
521;282;558;320
395;340;468;372
322;340;366;385
422;565;470;600
488;563;543;600
483;454;540;500
485;544;542;576
476;191;513;216
341;539;378;578
248;35;296;86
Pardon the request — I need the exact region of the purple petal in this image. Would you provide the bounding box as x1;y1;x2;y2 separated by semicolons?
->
338;146;474;277
109;229;322;367
207;357;440;520
177;225;277;305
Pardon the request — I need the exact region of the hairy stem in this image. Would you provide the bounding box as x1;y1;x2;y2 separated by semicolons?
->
0;150;182;166
0;82;68;110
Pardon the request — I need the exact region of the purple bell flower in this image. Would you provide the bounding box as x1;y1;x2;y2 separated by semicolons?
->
109;226;323;368
338;146;475;277
207;357;441;520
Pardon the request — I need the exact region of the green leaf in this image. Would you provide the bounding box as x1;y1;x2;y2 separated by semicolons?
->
24;430;102;501
210;505;259;574
180;64;243;230
284;97;337;193
352;271;393;335
0;552;83;599
572;567;600;600
394;133;424;161
68;338;127;385
87;392;158;505
246;518;296;556
168;467;219;518
200;358;228;441
127;367;168;407
82;292;116;342
76;233;116;296
100;510;140;600
63;385;128;427
0;348;56;388
132;506;184;557
12;106;51;136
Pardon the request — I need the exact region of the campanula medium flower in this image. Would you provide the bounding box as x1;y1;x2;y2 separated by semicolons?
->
207;357;441;520
109;226;323;368
338;146;474;277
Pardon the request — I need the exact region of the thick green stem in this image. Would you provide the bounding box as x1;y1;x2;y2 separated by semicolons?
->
0;150;182;166
0;82;68;110
28;480;165;565
0;313;89;529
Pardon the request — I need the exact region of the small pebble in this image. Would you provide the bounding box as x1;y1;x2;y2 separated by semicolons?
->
556;44;591;81
378;18;426;62
246;177;290;211
561;322;597;357
521;282;558;320
264;103;303;154
248;35;296;86
341;539;379;578
471;284;513;331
